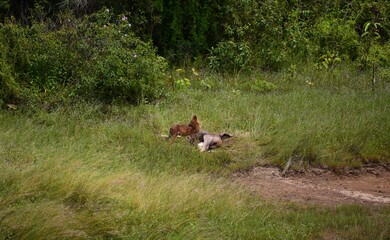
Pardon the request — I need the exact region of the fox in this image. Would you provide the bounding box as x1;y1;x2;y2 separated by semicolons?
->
168;115;201;144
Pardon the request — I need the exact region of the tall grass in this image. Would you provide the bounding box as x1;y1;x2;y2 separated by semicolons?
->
1;67;390;239
189;64;390;169
1;108;389;239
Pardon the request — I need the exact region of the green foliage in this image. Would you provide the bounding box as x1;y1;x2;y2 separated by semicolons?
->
0;9;168;105
57;0;223;60
358;20;384;69
3;0;390;69
220;0;289;70
167;67;205;91
208;41;251;74
27;25;72;92
1;1;390;107
313;17;359;61
316;52;342;70
377;42;390;67
210;0;390;71
171;68;191;91
0;51;20;103
75;9;168;103
151;0;221;61
0;21;27;103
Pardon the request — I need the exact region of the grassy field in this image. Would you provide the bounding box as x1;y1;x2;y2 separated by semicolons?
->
1;68;390;239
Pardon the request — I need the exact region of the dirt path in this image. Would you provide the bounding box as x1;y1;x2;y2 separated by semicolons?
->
232;166;390;206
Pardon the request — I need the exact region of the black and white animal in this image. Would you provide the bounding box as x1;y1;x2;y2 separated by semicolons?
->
197;132;232;152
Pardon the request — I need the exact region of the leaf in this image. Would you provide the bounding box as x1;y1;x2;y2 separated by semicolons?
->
373;22;382;29
364;22;371;32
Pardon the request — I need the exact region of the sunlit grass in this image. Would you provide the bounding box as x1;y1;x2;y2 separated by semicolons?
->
1;144;389;239
1;68;390;239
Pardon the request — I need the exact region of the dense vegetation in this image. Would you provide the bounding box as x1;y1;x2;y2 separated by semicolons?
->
0;8;167;105
1;1;390;239
1;0;390;105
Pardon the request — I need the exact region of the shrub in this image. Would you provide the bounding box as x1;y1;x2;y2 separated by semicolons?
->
208;40;251;74
0;9;168;105
27;24;73;92
0;21;27;104
75;9;168;103
0;56;20;104
313;17;359;61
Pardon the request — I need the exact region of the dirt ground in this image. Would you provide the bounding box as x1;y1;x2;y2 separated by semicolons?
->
232;165;390;207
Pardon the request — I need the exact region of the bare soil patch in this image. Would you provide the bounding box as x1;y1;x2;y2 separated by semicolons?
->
232;165;390;206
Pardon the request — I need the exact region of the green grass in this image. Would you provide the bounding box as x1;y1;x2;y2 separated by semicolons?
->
1;68;390;239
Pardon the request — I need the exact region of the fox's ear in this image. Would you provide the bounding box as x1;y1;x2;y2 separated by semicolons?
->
192;115;197;120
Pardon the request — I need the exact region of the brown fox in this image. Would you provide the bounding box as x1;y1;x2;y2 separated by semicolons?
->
168;115;201;144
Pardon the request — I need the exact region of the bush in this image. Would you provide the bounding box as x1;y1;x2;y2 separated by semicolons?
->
0;22;26;104
75;9;168;103
0;57;20;104
0;9;168;105
313;17;359;61
208;41;251;74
